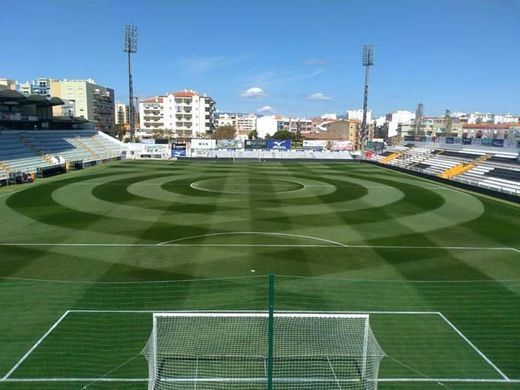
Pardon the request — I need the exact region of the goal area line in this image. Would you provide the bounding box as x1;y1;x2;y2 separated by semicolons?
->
1;309;512;384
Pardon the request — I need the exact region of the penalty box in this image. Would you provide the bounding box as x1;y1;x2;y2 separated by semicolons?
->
2;310;508;384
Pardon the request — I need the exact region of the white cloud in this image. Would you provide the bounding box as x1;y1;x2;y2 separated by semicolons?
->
240;87;266;98
305;92;333;101
257;105;274;113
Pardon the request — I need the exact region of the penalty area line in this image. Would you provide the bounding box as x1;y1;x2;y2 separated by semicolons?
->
0;242;518;252
1;311;71;381
437;312;510;381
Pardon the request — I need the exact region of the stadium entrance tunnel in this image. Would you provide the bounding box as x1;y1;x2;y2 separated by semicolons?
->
158;232;348;247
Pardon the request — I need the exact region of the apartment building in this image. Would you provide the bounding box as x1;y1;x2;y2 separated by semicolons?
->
115;103;130;126
139;97;164;131
214;113;257;136
214;113;236;128
16;78;54;97
256;115;312;138
0;78;16;91
139;90;215;136
236;114;256;135
50;78;115;134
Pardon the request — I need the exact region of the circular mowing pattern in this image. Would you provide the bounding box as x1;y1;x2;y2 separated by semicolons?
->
190;177;305;194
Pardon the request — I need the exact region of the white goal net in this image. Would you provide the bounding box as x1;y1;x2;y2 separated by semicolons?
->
143;312;385;389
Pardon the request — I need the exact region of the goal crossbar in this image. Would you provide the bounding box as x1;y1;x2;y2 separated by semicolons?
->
153;312;370;319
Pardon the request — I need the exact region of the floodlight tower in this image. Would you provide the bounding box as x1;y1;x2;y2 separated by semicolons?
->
123;25;138;142
415;103;424;135
361;44;374;150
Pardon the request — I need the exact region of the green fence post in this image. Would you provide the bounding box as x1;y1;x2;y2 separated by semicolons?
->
267;272;275;390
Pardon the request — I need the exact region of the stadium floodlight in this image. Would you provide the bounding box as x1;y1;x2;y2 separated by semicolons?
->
360;44;374;150
123;25;138;142
143;312;385;389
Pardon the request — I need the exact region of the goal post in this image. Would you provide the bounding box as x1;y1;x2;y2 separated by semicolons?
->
143;312;385;389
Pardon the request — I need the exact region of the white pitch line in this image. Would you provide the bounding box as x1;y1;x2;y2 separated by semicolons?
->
0;242;518;253
2;311;71;380
347;245;520;253
3;377;520;383
68;309;441;315
0;242;340;248
1;378;148;382
377;378;520;383
158;232;349;247
437;312;510;381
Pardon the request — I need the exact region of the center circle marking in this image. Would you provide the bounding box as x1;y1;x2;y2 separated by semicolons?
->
190;177;305;194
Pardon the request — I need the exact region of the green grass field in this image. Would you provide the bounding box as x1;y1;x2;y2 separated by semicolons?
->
0;160;518;389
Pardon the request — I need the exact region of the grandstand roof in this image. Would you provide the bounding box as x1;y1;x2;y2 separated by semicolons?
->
22;95;50;105
49;97;65;106
0;89;25;101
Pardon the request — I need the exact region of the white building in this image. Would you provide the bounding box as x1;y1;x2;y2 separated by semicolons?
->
256;115;312;138
256;115;278;138
214;113;236;128
347;109;372;123
139;97;164;131
17;81;33;96
386;110;415;137
115;103;129;126
15;78;54;97
374;115;387;127
321;113;337;120
139;90;215;136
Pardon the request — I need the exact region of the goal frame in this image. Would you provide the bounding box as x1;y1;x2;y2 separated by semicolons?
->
150;311;371;387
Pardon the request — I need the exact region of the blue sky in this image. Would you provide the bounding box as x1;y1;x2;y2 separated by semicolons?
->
2;0;519;117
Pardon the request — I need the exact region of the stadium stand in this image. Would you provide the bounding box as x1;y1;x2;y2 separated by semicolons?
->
375;146;520;196
0;130;125;177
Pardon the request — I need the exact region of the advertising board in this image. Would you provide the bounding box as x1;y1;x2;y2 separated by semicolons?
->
244;140;268;149
303;140;327;151
266;139;292;150
191;139;216;149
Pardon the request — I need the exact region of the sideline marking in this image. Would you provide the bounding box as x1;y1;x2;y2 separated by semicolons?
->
2;311;71;380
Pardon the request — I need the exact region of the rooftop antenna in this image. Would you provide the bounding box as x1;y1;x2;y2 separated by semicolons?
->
361;44;374;150
123;25;137;142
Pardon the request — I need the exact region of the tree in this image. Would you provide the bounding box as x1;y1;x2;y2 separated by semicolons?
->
248;130;259;140
115;123;126;141
271;130;296;141
212;125;236;140
444;109;453;134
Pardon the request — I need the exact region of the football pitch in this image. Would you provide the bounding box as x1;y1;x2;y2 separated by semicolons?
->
0;160;518;389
